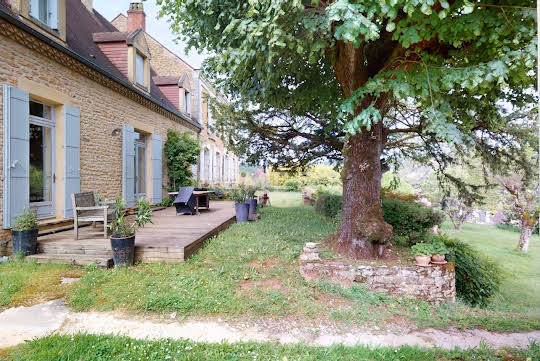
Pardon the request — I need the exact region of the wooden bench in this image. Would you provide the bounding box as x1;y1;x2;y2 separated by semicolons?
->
71;192;113;239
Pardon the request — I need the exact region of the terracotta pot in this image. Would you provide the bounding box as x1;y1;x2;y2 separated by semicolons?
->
415;255;431;266
431;254;445;263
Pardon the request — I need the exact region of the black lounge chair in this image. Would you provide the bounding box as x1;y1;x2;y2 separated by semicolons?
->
173;186;196;215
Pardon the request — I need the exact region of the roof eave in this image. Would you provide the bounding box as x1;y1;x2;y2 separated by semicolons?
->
0;7;202;130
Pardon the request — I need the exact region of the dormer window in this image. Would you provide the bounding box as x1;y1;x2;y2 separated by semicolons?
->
136;51;145;87
29;0;58;29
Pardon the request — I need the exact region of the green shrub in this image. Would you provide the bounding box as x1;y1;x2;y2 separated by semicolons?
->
410;243;435;256
436;235;501;307
430;241;449;256
158;197;174;207
313;195;443;245
381;198;443;245
12;207;38;231
164;130;200;191
314;193;342;218
284;179;300;192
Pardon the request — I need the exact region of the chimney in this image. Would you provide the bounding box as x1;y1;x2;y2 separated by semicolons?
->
81;0;93;12
127;2;146;33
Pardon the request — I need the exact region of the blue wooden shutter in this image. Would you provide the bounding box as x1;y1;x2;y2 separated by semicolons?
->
122;124;135;207
151;134;162;204
64;105;80;219
2;85;30;229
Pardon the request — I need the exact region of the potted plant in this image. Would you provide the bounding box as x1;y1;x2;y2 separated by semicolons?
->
108;198;153;267
411;243;434;266
430;241;448;263
247;185;258;214
230;185;250;222
11;207;39;257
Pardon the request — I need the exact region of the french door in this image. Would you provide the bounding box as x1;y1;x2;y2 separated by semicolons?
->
134;131;146;199
29;100;55;219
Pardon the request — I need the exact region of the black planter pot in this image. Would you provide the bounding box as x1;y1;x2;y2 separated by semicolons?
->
235;202;250;222
11;228;38;256
110;234;136;267
248;199;258;214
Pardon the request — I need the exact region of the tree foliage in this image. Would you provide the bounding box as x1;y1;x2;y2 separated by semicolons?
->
164;130;201;191
158;0;537;257
158;0;537;198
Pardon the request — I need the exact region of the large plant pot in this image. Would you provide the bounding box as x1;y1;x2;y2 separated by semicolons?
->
110;234;136;267
415;255;431;266
248;199;258;214
235;202;250;222
11;229;38;256
431;254;445;263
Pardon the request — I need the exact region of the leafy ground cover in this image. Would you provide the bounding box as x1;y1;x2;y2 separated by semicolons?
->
1;192;539;333
2;334;539;361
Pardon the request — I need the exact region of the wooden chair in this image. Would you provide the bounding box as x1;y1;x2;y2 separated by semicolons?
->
71;192;113;239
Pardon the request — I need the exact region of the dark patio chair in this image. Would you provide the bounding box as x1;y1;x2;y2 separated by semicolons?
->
173;186;196;215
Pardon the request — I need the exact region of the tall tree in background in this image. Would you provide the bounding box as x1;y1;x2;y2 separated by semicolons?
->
494;147;539;253
158;0;537;259
496;173;539;252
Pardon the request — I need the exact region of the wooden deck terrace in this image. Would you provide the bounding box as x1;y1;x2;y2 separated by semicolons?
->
30;201;236;267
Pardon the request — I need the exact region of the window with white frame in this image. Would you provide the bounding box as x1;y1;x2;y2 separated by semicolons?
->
135;52;145;87
29;0;58;29
184;91;191;114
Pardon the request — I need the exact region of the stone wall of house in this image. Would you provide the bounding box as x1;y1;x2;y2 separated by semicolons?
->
0;33;198;238
300;243;456;305
0;238;11;257
111;15;238;185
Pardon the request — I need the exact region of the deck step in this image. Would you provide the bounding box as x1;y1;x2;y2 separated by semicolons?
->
26;253;113;268
38;244;112;257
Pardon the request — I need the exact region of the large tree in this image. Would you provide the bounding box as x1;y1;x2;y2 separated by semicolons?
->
158;0;537;259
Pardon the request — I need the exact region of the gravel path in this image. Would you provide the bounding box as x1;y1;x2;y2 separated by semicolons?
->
1;299;539;350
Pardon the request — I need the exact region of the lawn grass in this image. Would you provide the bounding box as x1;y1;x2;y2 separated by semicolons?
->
442;221;540;317
2;334;539;361
0;260;84;311
1;192;539;333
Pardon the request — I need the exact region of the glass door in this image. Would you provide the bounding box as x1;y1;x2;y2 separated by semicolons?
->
29;100;55;219
134;131;146;200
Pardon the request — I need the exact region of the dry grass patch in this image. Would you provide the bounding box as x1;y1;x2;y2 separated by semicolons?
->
237;278;288;297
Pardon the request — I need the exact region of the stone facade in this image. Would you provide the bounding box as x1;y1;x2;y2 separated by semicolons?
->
300;243;456;305
112;13;239;186
0;237;11;257
0;12;198;241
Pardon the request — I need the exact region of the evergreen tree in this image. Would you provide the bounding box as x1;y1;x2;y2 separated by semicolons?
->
158;0;537;259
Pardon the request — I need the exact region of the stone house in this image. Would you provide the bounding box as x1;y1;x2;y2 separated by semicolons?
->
111;5;239;186
0;0;236;246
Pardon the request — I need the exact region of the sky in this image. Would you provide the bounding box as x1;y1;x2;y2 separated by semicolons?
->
93;0;207;68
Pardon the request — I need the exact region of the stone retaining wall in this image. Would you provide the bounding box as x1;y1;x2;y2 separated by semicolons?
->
300;243;455;305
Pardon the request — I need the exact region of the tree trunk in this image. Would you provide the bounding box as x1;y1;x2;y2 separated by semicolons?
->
325;41;395;259
518;218;535;252
330;121;393;259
